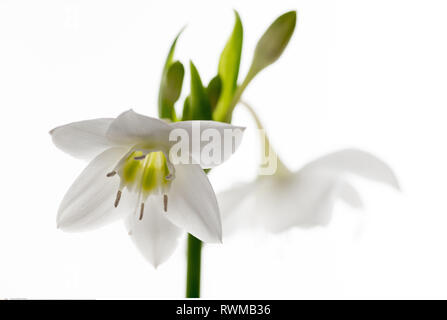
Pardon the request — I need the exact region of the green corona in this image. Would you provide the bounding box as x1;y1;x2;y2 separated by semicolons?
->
107;150;173;219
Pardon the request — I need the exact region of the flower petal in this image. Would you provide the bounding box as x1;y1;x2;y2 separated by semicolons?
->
301;149;400;189
169;121;245;168
257;148;398;231
106;109;171;147
231;173;343;233
50;118;113;160
57;147;134;231
217;182;256;235
125;195;182;267
221;149;397;235
165;164;222;243
260;173;352;231
337;181;363;209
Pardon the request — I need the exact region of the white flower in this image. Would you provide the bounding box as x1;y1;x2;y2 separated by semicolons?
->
219;149;399;234
218;101;399;235
51;109;244;266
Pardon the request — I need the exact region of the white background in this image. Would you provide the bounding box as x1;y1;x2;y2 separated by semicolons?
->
1;0;446;299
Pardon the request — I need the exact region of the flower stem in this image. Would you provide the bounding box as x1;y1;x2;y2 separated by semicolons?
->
186;233;202;298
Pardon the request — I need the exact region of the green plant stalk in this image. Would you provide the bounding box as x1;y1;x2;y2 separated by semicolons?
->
213;67;255;123
183;70;250;300
186;233;202;298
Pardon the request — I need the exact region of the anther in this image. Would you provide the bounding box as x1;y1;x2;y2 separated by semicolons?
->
114;190;122;207
106;171;117;177
139;203;145;220
163;194;168;212
134;155;146;160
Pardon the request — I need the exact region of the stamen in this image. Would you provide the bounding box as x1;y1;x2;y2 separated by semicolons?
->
114;190;122;207
139;203;145;220
163;194;168;212
106;171;117;177
134;155;146;160
165;158;176;180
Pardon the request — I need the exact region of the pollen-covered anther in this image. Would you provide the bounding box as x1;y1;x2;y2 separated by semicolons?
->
106;171;117;177
114;190;122;207
139;203;145;220
163;194;168;212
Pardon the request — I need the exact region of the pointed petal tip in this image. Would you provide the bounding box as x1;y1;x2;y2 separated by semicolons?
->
123;108;134;115
391;177;401;191
188;229;222;244
179;24;188;34
55;218;72;232
204;232;223;244
313;148;402;191
146;254;167;269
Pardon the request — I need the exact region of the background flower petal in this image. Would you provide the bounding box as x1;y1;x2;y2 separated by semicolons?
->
301;148;400;189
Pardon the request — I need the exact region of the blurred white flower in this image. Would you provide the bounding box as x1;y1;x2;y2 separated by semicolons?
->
219;102;399;235
51;109;243;266
220;149;399;234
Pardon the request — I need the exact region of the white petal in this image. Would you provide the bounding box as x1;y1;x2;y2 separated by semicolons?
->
50;118;113;160
221;149;398;235
337;181;363;209
221;174;362;235
218;182;254;219
106;109;171;147
301;149;399;189
169;121;245;168
217;182;255;236
236;173;341;232
57;147;133;231
125;196;182;267
165;164;222;243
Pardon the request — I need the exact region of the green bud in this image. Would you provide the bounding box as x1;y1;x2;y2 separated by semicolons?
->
248;11;296;79
213;11;243;122
206;75;222;111
158;29;185;121
182;95;192;121
164;61;185;105
189;61;212;120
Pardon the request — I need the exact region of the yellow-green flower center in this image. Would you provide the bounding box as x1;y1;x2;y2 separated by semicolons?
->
108;150;173;219
120;151;172;196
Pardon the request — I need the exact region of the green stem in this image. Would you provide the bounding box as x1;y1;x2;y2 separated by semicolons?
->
186;233;202;298
213;70;252;123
